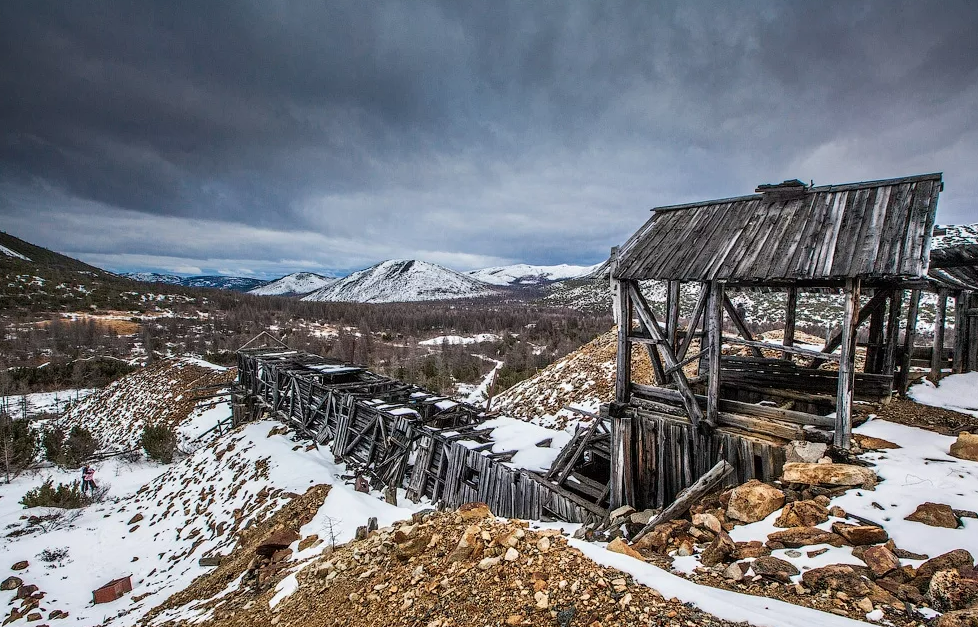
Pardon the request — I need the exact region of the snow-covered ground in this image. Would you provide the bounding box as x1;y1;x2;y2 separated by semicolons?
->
0;244;31;261
466;263;600;286
248;272;334;296
419;333;501;346
0;388;96;418
908;372;978;417
0;421;428;627
458;356;503;405
302;259;497;303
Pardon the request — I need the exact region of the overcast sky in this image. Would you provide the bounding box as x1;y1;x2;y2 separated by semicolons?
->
2;1;977;279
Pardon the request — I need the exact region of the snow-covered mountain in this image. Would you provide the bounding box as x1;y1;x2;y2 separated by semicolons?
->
248;272;335;296
467;263;602;286
122;273;267;292
301;259;498;303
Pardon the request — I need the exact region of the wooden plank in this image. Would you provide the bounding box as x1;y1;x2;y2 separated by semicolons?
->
631;460;733;542
722;294;763;357
835;278;860;449
883;290;902;380
930;288;948;382
726;336;841;362
666;280;681;350
706;281;722;428
783;287;797;360
677;283;709;361
865;300;885;374
953;291;967;373
899;289;922;394
613;261;632;404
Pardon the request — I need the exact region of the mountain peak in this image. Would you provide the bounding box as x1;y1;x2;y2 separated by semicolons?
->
302;259;496;303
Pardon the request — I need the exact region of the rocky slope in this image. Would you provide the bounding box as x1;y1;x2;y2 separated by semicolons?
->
302;259;497;303
466;263;600;286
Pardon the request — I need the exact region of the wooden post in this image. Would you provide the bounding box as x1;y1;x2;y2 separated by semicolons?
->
783;287;797;360
666;280;681;352
899;289;922;395
865;297;885;374
608;406;634;511
930;288;948;382
969;292;978;372
612;248;632;405
952;291;966;373
882;290;902;391
706;281;723;429
631;459;733;543
835;278;860;449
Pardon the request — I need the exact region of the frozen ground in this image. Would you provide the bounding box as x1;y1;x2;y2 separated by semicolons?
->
908;372;978;417
0;388;96;418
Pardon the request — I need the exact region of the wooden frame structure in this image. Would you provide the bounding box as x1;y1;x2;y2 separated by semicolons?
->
925;224;978;380
234;348;608;523
607;174;944;510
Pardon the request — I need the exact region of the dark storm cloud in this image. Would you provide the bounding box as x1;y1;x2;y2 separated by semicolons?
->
1;1;977;277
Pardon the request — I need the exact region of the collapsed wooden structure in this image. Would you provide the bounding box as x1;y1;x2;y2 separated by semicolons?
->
233;348;608;523
927;224;978;378
606;174;948;511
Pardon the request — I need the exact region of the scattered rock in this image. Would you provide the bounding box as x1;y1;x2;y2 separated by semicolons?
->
853;434;901;450
893;548;929;560
457;502;493;521
751;556;800;583
1;576;22;591
929;568;978;612
504;547;520;561
828;505;847;518
692;513;722;534
767;527;846;548
536;536;551;553
723;562;749;582
609;505;636;522
785;441;828;463
935;608;978;627
862;545;901;578
732;541;770;560
629;509;656;526
781;462;877;488
905;502;960;528
831;522;888;546
256;529;300;556
726;480;785;523
949;432;978;462
607;538;644;561
700;531;736;567
807;548;829;558
11;561;28;571
297;535;320;552
802;564;872;596
914;550;975;589
956;509;978;520
127;513;144;525
774;500;829;528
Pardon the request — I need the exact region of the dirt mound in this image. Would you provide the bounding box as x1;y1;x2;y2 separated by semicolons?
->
147;505;740;627
56;358;234;448
493;328;656;426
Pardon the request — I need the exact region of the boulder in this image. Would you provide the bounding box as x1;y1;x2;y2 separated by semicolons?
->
632;520;688;553
852;434;901;450
831;522;888;546
127;513;144;525
458;502;493;521
700;531;736;567
936;608;978;627
950;433;978;462
751;556;800;583
726;480;785;523
774;500;829;528
862;545;901;578
915;550;975;589
448;525;482;562
905;502;960;529
732;540;770;559
785;441;829;463
1;576;22;591
802;564;873;596
607;537;644;561
11;561;28;571
724;561;749;581
767;526;847;548
692;512;722;534
629;509;656;526
781;462;877;488
929;568;978;612
255;529;299;556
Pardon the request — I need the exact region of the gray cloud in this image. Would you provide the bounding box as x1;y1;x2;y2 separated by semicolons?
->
2;0;977;278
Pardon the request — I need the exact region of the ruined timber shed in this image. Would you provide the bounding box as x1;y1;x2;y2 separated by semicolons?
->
615;173;943;285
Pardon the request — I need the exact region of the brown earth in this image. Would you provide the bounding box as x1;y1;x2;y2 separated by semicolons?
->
859;398;978;436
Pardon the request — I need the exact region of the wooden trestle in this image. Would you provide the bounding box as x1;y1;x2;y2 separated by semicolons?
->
234;348;609;524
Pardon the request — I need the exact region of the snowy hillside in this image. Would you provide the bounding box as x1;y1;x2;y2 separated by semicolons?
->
0;243;31;261
932;223;978;249
122;273;267;292
467;263;600;286
248;272;335;296
301;259;498;303
122;272;184;284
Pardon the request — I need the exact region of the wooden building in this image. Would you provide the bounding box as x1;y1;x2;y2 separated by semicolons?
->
926;224;978;378
606;174;944;511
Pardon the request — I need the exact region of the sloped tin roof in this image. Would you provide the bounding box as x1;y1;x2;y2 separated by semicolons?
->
615;173;942;283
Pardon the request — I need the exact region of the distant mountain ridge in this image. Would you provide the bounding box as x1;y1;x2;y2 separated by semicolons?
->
302;259;497;303
122;272;267;292
466;263;602;286
248;272;335;296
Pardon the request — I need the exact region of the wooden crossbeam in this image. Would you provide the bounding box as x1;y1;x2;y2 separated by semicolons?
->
677;283;709;361
722;294;763;357
724;336;841;361
811;290;890;367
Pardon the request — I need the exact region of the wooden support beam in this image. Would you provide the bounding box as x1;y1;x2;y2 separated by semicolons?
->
631;460;733;543
952;291;967;373
722;294;763;357
968;293;978;372
835;278;860;449
663;347;709;376
813;290;890;367
627;282;705;430
723;336;841;361
612;250;632;405
706;281;723;428
783;287;797;360
899;289;921;395
865;303;885;374
666;280;681;351
930;288;948;383
882;290;902;380
677;283;709;361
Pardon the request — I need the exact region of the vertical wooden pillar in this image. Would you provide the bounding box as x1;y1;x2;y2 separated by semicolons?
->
608;406;634;510
865;303;884;374
899;289;922;395
783;287;797;360
952;291;966;373
666;280;681;351
835;278;860;449
968;292;978;372
882;290;902;384
706;281;723;429
930;288;948;382
611;248;632;405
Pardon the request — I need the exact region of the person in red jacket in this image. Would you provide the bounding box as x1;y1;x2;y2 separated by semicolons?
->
81;465;96;495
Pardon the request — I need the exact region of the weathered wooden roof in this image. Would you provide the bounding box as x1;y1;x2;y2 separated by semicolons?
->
928;223;978;290
615;173;943;283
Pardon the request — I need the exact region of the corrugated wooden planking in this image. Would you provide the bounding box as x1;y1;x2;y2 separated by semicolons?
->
615;174;942;282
